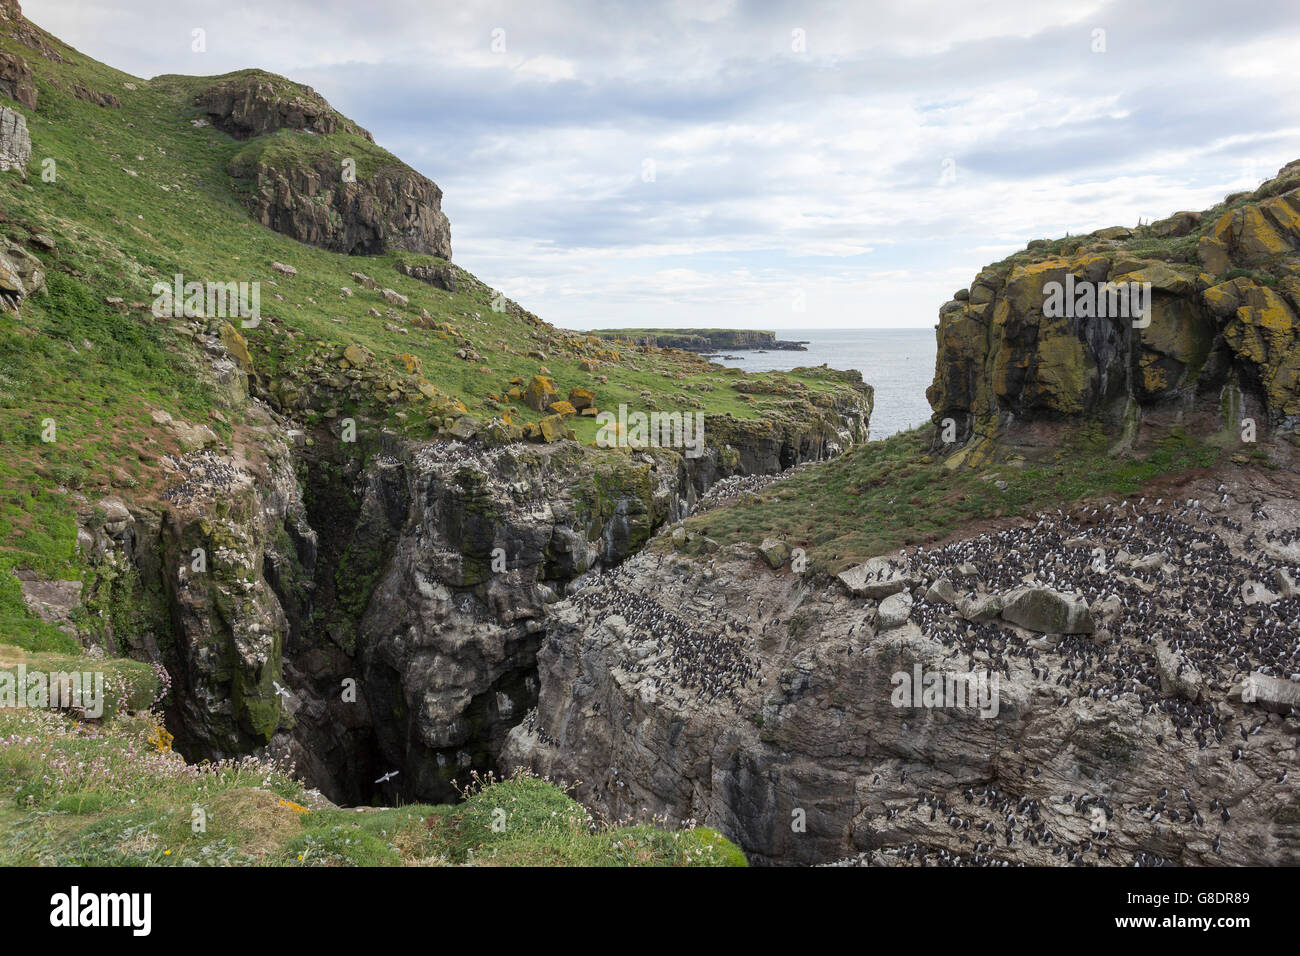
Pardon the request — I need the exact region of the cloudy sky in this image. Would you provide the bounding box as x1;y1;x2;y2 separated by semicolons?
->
26;0;1300;329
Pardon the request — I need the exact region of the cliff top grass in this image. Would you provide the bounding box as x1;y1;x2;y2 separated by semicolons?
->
683;424;1224;574
0;14;863;648
986;161;1300;281
227;129;403;181
0;708;745;866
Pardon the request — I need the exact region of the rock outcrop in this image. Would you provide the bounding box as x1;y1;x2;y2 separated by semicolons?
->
57;80;120;108
0;104;29;174
195;72;374;141
0;0;64;62
928;161;1300;458
228;140;452;258
395;257;457;292
0;50;36;107
0;238;44;308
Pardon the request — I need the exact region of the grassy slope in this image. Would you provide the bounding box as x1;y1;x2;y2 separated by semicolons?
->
0;707;744;865
686;425;1229;574
0;27;856;646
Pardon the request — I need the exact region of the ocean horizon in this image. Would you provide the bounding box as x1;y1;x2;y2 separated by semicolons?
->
704;327;936;440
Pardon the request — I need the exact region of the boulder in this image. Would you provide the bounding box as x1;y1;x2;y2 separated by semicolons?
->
877;591;913;629
1091;225;1132;240
547;400;577;418
837;555;917;599
1000;587;1094;634
0;240;43;309
0;104;29;174
924;576;959;606
1089;594;1123;628
1146;210;1199;238
1231;673;1300;715
219;323;254;372
758;537;789;569
342;344;370;367
958;591;1005;622
522;376;559;412
1156;643;1202;702
481;417;524;446
568;387;595;411
537;414;567;443
448;415;479;440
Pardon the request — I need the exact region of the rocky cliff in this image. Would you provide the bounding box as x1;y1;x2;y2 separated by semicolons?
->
928;161;1300;465
195;73;375;141
71;314;870;807
197;71;453;258
504;469;1300;865
0;5;874;816
120;390;870;805
502;167;1300;866
593;328;809;352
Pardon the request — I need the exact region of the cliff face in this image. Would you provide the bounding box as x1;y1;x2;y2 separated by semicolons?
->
229;149;453;259
500;168;1300;867
195;73;375;142
171;409;868;803
198;72;453;259
0;14;873;811
927;161;1300;461
503;471;1300;866
593;329;809;352
95;351;871;805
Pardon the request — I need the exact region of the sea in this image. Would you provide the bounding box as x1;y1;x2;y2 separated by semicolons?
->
706;328;936;440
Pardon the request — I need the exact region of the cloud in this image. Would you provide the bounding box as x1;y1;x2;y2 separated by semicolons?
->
23;0;1300;328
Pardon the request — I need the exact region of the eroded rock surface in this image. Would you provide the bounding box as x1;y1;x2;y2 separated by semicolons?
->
504;471;1300;865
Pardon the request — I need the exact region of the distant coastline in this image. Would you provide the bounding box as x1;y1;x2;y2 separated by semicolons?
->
589;328;809;352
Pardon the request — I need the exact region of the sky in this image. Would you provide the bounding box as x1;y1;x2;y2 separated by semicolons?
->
25;0;1300;330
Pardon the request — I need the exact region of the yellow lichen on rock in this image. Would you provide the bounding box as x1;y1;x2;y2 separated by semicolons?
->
219;322;254;372
523;375;559;411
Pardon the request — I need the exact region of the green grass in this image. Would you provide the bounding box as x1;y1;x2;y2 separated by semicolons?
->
0;19;862;651
0;708;745;866
684;424;1221;574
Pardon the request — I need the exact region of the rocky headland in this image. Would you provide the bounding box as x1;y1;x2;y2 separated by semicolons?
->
502;162;1300;865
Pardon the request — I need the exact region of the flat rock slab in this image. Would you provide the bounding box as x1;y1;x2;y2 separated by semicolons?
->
877;591;914;629
1000;586;1095;634
1232;674;1300;714
838;556;917;599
